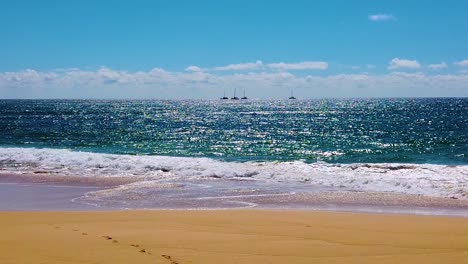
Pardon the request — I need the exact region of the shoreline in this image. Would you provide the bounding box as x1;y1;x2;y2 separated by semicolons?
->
2;209;468;264
1;172;468;217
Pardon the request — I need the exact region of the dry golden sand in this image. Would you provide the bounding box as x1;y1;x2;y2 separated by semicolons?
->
1;210;468;264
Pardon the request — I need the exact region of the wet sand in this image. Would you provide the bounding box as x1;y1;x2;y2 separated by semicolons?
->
2;172;468;216
1;210;468;264
0;183;103;211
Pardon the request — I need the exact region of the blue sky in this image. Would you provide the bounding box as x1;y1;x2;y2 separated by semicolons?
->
1;0;468;98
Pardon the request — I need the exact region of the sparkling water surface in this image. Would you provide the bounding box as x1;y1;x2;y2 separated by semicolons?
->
0;98;466;164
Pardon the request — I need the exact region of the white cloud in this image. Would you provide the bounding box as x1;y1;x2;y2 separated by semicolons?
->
454;60;468;67
428;62;447;70
214;60;263;71
388;58;421;70
267;61;328;70
212;60;328;71
366;64;376;69
368;14;396;21
185;65;203;72
351;66;360;70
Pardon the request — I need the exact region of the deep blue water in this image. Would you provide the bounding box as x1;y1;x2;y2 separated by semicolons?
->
0;98;466;164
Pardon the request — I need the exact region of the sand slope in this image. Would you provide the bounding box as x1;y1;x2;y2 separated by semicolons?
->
1;210;468;264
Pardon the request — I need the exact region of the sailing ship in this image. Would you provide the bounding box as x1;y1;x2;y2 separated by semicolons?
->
220;90;228;100
231;88;239;100
289;88;296;100
241;88;248;100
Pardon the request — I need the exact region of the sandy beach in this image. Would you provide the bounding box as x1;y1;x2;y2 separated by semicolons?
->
1;210;468;264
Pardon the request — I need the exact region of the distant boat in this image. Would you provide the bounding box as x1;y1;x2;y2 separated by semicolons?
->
289;88;296;100
241;88;248;100
220;90;228;100
231;88;239;100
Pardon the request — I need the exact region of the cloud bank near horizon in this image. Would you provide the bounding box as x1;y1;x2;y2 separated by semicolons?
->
1;65;467;99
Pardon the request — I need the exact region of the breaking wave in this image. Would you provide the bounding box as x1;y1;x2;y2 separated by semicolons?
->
0;147;467;199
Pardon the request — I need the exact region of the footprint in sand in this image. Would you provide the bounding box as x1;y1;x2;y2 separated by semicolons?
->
101;236;118;243
136;248;152;255
99;235;152;255
82;232;88;235
161;254;179;264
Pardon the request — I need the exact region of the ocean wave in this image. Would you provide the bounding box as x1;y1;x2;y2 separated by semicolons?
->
0;147;467;199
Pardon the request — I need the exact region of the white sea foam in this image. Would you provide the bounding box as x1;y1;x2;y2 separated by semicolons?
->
0;147;467;199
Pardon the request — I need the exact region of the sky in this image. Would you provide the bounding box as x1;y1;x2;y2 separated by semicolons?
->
1;0;468;99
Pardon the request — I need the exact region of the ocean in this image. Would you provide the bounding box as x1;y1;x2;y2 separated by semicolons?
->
0;98;467;211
